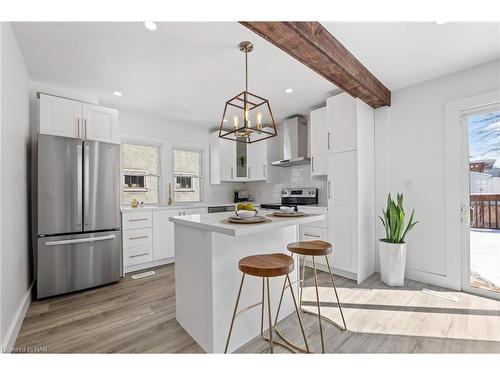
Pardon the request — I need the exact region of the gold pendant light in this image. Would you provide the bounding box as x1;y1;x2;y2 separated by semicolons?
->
219;41;277;143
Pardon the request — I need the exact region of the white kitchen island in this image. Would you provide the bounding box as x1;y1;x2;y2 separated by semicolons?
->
169;210;325;353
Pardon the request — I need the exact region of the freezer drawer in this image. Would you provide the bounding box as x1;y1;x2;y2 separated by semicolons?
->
37;231;121;298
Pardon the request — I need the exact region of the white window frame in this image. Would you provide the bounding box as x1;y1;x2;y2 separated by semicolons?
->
172;146;204;203
121;139;163;205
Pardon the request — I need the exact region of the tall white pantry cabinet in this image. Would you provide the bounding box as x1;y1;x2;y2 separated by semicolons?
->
326;93;375;284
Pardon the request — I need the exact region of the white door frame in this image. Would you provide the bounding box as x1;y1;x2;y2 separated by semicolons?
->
444;90;500;296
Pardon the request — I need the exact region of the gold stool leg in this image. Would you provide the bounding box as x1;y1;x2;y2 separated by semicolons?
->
271;274;310;353
299;254;306;306
224;273;246;354
312;256;325;353
324;255;347;331
286;274;310;353
266;277;274;353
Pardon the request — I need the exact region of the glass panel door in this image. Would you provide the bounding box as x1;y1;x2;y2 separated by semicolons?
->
462;108;500;299
235;137;248;178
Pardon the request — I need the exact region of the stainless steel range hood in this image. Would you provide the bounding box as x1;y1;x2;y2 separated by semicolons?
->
271;116;310;167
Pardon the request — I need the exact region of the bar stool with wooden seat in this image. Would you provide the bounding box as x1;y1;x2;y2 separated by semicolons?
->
224;253;309;353
286;240;347;353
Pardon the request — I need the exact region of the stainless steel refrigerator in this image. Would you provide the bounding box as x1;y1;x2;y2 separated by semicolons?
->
35;134;121;298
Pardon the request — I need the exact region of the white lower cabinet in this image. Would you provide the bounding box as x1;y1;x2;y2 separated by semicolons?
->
153;210;176;260
122;207;208;273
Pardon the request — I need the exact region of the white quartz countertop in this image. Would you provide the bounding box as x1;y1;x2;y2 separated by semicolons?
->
121;203;327;213
169;210;326;237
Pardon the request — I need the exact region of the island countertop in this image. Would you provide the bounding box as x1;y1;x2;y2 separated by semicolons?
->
169;210;325;237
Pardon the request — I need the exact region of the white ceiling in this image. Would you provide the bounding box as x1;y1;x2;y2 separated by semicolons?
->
12;22;500;129
322;22;500;91
12;22;337;129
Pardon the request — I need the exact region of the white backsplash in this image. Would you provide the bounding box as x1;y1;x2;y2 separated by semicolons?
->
246;164;327;206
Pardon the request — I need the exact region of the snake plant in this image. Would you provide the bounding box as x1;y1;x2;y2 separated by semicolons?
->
379;193;418;243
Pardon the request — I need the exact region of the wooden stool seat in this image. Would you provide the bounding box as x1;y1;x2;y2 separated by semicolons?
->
287;240;332;256
238;253;294;277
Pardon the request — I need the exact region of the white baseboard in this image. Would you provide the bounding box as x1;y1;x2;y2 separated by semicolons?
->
3;281;33;353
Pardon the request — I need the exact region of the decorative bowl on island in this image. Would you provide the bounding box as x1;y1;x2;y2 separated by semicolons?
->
235;210;257;219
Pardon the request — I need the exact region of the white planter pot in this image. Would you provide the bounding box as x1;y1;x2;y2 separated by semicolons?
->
378;240;407;287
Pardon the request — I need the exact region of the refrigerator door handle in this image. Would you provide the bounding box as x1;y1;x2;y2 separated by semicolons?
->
45;234;116;246
83;143;90;227
77;144;83;226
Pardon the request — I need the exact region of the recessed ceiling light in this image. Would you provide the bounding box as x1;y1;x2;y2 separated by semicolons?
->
144;21;157;31
113;91;123;97
435;21;447;25
285;88;294;94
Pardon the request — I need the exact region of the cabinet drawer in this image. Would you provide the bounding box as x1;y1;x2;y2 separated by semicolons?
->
124;245;153;267
122;211;153;230
123;228;153;248
300;226;328;242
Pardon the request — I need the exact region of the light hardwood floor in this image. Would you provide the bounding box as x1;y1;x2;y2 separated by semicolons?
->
15;264;500;353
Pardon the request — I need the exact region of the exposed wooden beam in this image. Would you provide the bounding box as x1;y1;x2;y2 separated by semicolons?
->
240;22;391;108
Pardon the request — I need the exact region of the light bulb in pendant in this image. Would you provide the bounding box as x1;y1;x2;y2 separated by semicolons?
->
256;112;263;130
233;114;239;129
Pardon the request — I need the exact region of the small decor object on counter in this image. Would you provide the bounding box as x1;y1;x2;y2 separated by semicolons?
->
279;206;294;213
228;215;267;224
168;183;173;205
235;210;257;219
272;211;305;217
130;199;139;208
378;193;419;286
236;202;256;212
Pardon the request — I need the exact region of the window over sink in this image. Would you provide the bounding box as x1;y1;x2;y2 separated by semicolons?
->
173;147;203;202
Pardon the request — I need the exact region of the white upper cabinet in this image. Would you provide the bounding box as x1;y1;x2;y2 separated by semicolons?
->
39;94;83;139
309;106;327;176
220;136;236;182
248;140;268;181
39;94;119;144
326;93;357;153
82;103;120;144
209;130;268;183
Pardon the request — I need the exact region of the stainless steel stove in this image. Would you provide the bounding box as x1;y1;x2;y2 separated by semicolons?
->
260;188;318;211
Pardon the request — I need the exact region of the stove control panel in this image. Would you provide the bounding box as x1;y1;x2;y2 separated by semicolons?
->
281;188;317;198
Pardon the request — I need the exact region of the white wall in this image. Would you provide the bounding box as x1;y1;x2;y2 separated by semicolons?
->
375;59;500;289
246;122;327;205
0;23;31;350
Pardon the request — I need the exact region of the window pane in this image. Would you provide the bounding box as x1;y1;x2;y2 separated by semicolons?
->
175;177;200;202
174;149;200;176
123;144;159;175
123;176;158;205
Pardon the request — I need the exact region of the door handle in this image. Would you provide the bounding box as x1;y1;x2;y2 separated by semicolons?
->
263;164;266;178
77;117;81;138
230;166;233;179
45;235;116;246
311;156;314;172
328;180;332;199
84;119;88;139
247;166;250;179
129;218;148;222
327;132;331;150
304;233;321;238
